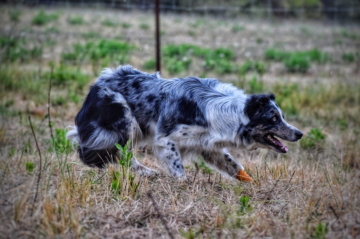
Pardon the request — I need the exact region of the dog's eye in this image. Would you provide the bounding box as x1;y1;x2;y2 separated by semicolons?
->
272;116;277;122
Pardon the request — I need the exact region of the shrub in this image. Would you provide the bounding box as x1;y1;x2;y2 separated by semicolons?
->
32;10;58;26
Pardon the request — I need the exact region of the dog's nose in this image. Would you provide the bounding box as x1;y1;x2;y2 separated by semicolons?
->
295;130;303;140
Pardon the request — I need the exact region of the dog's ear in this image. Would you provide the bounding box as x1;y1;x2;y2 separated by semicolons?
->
255;94;271;105
269;93;275;101
244;94;272;119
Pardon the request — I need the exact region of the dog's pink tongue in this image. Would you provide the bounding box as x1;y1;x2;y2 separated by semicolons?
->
283;145;288;153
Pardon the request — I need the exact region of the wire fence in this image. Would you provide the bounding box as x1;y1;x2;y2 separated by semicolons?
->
2;0;360;22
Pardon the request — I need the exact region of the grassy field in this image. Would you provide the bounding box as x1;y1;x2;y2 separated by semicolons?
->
0;5;360;238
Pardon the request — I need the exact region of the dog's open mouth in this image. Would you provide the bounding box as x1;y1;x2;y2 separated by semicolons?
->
264;134;288;153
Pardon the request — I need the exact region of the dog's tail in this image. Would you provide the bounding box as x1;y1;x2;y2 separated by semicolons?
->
66;126;79;148
66;126;118;168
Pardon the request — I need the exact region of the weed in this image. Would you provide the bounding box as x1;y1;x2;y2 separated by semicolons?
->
339;119;347;130
68;91;81;104
265;48;329;72
238;195;252;214
0;68;48;103
271;83;299;116
300;128;326;150
50;129;72;154
68;15;84;25
101;18;117;27
264;48;291;61
0;36;43;63
53;95;66;106
8;147;15;157
180;228;195;239
32;10;58;26
215;59;234;74
111;141;140;199
311;221;328;239
139;23;150;30
62;40;135;71
247;76;264;93
45;26;60;33
9;9;21;22
82;31;100;39
256;37;263;44
231;24;244;33
26;162;34;173
163;44;235;75
342;52;356;62
50;65;90;90
239;60;265;75
166;57;192;74
341;30;358;40
284;55;310;73
188;30;196;37
122;22;132;29
194;158;214;182
334;39;343;45
143;58;156;71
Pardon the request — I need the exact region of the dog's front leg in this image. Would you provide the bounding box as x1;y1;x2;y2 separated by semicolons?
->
201;148;253;182
154;138;186;180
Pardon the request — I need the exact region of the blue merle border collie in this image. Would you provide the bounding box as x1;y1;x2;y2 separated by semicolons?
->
67;65;303;182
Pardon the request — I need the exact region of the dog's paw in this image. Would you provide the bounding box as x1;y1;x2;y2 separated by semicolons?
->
177;174;187;182
139;168;158;178
236;170;253;182
131;164;158;178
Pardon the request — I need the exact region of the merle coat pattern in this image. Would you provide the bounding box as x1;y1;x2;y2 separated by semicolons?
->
67;65;303;181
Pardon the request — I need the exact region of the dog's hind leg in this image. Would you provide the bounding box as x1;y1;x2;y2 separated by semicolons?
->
154;138;186;180
201;148;253;182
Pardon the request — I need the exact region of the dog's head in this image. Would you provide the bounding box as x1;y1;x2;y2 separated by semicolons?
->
242;93;303;153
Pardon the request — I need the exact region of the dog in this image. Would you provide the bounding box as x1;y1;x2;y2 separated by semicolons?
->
67;65;303;182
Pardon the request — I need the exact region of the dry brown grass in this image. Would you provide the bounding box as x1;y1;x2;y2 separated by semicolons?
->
0;6;360;239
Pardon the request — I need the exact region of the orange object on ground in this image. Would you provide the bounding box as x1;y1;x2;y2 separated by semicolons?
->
236;169;253;182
